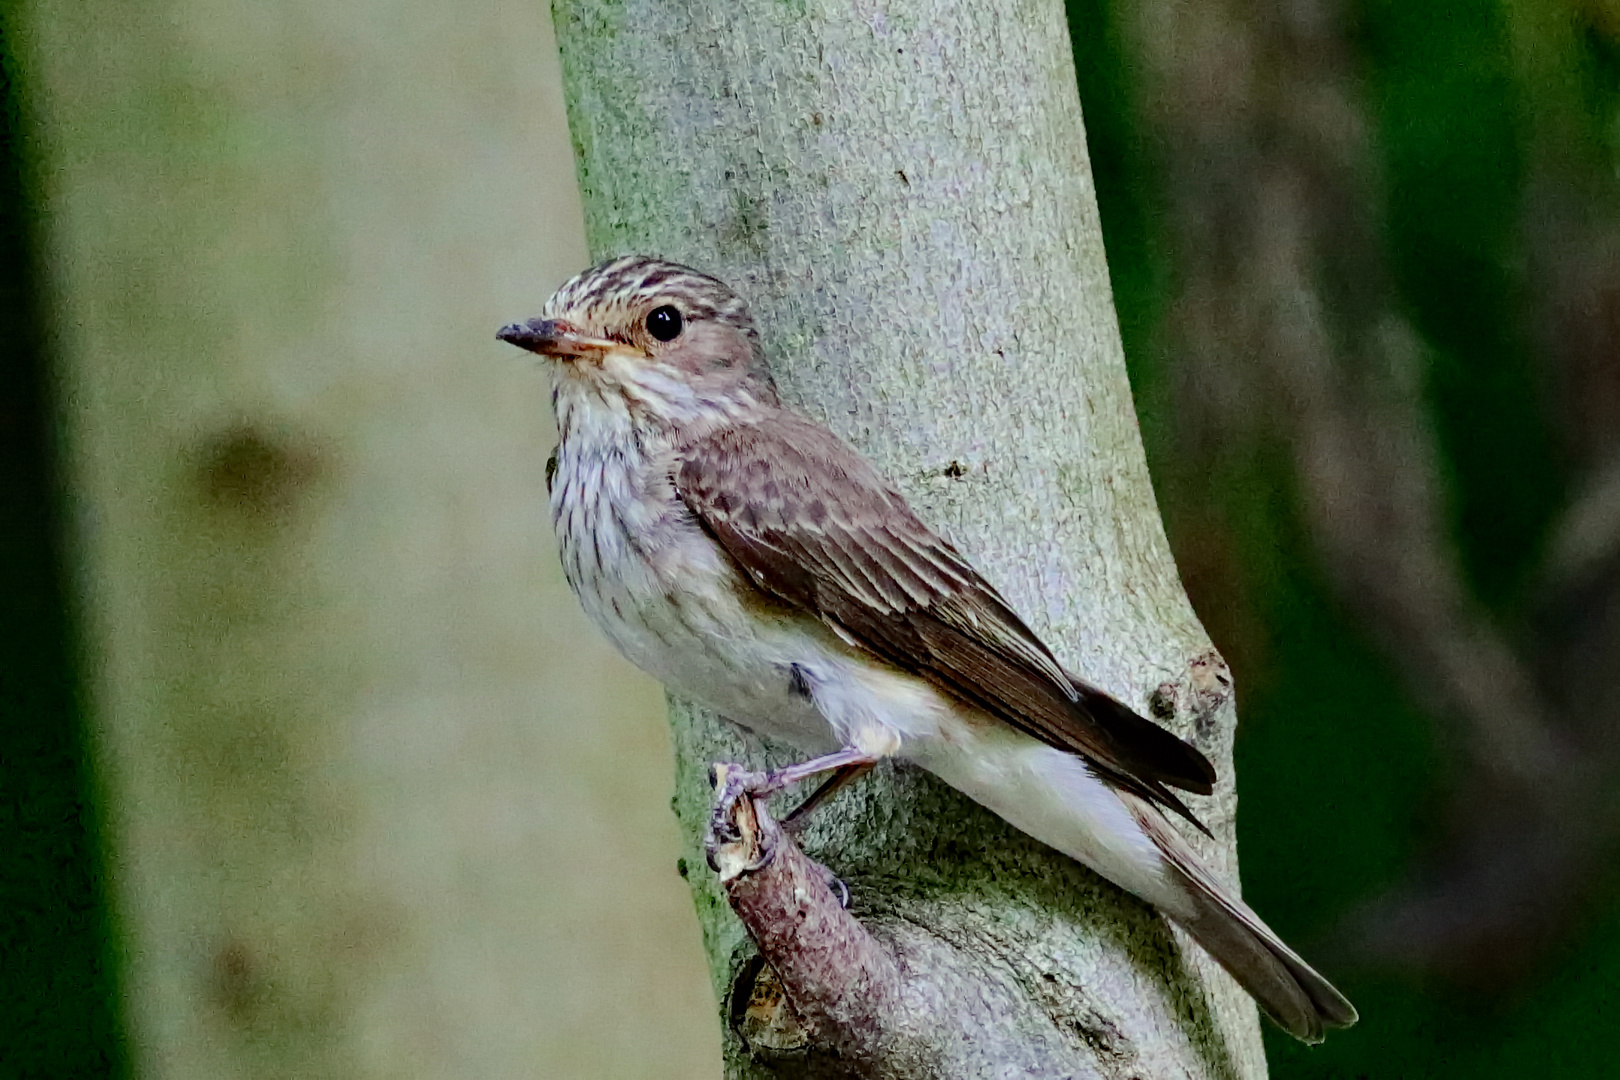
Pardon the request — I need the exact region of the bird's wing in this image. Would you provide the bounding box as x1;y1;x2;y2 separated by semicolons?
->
674;415;1216;822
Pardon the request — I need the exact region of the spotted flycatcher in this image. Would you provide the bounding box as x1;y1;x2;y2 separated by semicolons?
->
499;255;1356;1042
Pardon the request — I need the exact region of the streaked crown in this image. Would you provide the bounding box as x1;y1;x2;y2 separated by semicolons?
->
545;256;759;344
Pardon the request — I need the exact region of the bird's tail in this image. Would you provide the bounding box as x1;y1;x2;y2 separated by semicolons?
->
1123;794;1358;1044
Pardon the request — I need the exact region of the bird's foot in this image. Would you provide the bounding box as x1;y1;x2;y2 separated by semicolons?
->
705;762;787;879
709;747;881;840
812;860;851;909
702;762;852;907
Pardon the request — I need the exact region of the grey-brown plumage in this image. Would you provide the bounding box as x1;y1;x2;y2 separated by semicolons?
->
499;255;1357;1043
677;412;1218;830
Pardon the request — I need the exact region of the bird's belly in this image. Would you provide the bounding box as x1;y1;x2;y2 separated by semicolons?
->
563;522;947;756
552;463;833;750
582;574;844;752
550;431;954;758
909;730;1177;909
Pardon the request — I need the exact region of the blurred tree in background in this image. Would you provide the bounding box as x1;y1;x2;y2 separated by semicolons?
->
5;0;1620;1074
1;2;713;1077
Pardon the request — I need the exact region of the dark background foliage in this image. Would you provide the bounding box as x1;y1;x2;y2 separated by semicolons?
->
1070;0;1620;1074
4;0;1619;1074
0;30;126;1079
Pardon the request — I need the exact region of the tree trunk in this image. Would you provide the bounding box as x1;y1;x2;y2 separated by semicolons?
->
553;1;1266;1075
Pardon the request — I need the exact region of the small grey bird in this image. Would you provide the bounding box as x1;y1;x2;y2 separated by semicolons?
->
499;255;1357;1043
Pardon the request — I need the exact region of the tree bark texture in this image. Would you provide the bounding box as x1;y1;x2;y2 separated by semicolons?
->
553;1;1267;1075
14;1;721;1077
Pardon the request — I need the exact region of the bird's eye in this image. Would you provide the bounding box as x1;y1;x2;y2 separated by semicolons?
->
645;305;683;342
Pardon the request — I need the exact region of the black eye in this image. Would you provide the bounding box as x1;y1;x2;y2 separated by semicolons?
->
645;305;683;342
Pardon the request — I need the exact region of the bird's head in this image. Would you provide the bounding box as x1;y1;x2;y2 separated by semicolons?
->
498;256;777;415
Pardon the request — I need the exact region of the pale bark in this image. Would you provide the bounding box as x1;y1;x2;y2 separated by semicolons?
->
554;1;1266;1076
15;1;719;1077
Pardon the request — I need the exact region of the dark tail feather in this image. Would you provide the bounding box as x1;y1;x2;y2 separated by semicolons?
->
1065;671;1217;795
1172;870;1358;1043
1127;795;1358;1043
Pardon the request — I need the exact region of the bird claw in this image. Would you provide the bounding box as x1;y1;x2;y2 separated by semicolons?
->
703;762;854;907
816;862;851;909
704;762;785;880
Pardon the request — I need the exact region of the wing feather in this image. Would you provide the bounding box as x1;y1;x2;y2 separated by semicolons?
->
854;524;938;605
675;415;1217;818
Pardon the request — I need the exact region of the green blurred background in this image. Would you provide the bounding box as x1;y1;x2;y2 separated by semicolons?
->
5;0;1620;1075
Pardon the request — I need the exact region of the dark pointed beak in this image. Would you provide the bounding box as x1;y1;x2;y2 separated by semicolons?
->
496;317;617;359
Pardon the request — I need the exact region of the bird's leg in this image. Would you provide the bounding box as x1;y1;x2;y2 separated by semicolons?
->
763;746;881;792
704;748;879;876
781;761;876;834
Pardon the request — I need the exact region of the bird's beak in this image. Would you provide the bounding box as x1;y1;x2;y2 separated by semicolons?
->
496;317;618;360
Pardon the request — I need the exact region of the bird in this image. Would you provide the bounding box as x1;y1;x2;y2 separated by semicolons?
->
498;254;1357;1043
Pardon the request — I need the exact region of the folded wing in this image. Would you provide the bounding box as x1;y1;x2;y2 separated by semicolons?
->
674;415;1216;825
